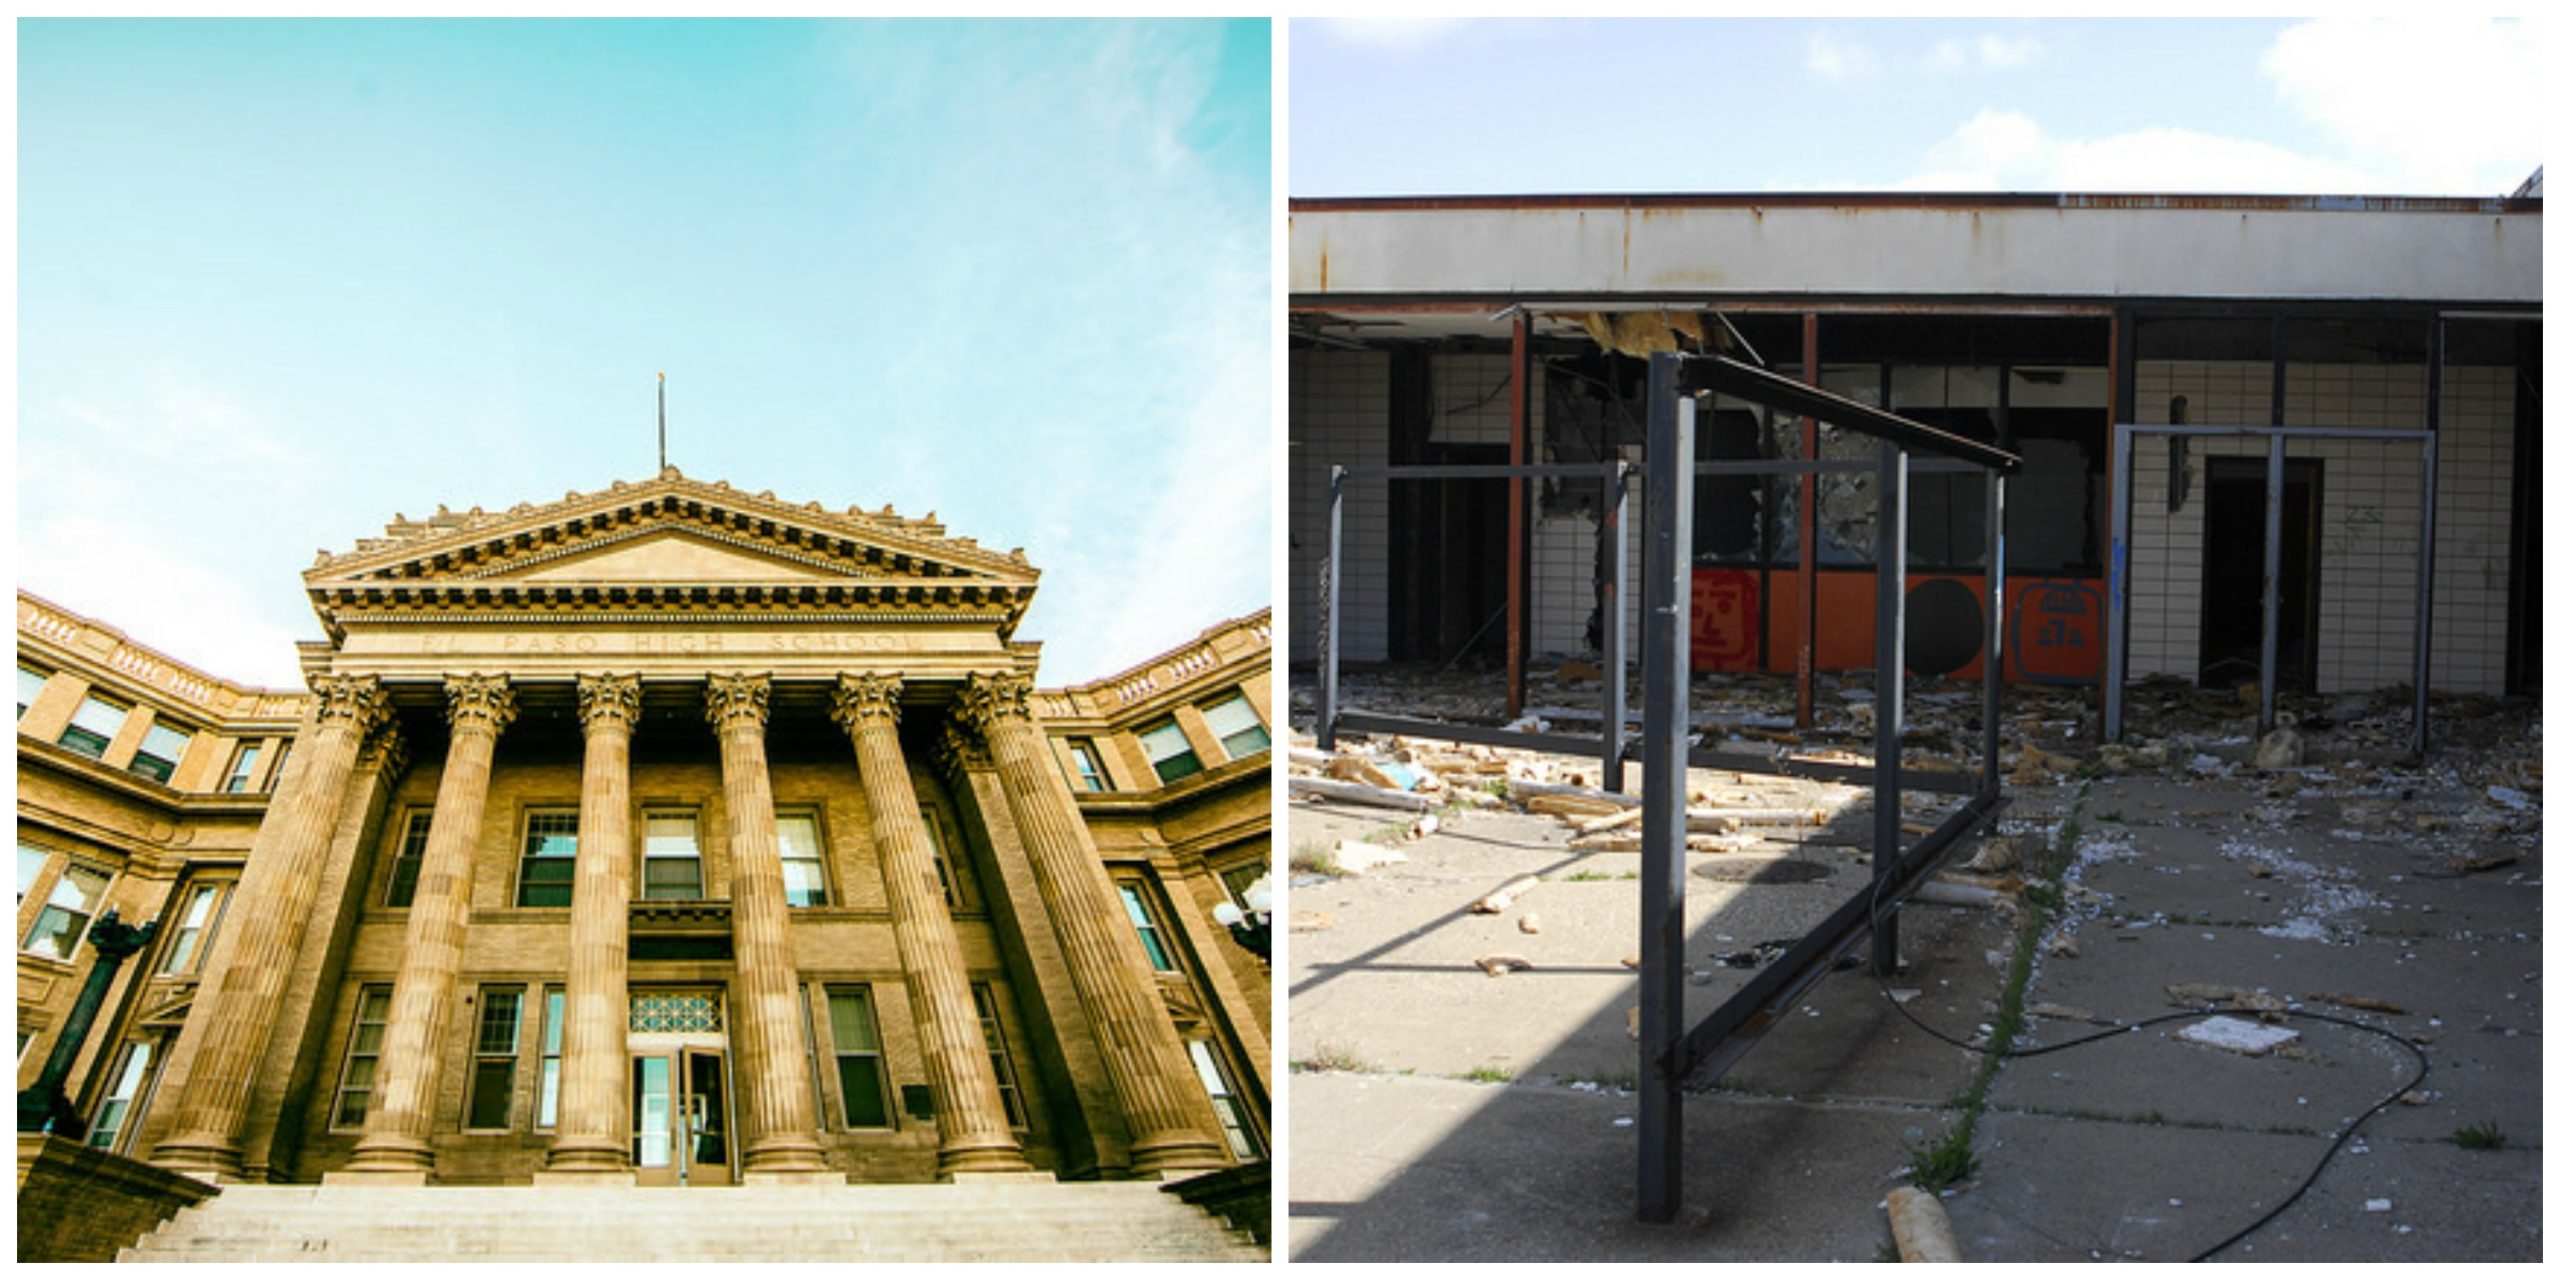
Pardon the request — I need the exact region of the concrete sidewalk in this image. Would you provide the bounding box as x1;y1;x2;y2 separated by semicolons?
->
1286;749;2539;1261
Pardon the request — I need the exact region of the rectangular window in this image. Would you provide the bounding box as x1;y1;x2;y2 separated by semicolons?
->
1188;1039;1262;1160
384;810;433;908
17;664;48;721
777;812;828;908
267;741;293;790
517;811;578;908
128;721;192;784
57;694;128;760
1218;859;1271;911
1066;739;1108;791
466;987;523;1131
827;988;891;1128
1117;882;1176;972
18;844;49;901
221;742;262;794
972;983;1027;1128
919;811;960;908
331;986;394;1129
1139;720;1202;784
87;1040;157;1154
160;882;228;974
537;987;565;1130
23;863;110;961
1201;694;1270;760
641;812;703;901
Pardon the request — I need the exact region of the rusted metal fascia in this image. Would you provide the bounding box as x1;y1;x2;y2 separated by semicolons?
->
1677;355;2021;471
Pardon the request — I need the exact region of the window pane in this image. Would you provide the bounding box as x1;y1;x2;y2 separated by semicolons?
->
1140;721;1202;782
17;665;47;717
1119;885;1175;971
136;722;191;768
1201;696;1269;759
828;991;878;1052
477;990;522;1054
162;884;222;973
467;1060;515;1130
60;696;127;759
778;815;827;907
518;812;578;908
223;743;261;793
1069;741;1106;791
645;814;699;857
18;846;47;900
643;859;702;900
385;811;432;908
836;1057;888;1128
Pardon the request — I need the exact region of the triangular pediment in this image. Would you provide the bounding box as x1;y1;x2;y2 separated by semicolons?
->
503;528;861;586
302;470;1041;637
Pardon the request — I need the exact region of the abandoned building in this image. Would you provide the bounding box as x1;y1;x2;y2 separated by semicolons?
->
16;471;1270;1258
1288;191;2541;721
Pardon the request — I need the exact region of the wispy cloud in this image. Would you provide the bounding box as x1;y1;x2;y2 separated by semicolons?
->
2262;16;2543;194
1312;18;1477;52
1897;108;2386;193
1925;33;2043;73
1805;32;1878;83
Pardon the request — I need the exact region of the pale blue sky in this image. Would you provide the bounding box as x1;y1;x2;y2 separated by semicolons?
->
1293;17;2543;197
18;18;1272;687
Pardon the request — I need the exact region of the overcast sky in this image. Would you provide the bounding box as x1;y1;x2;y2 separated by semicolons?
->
1292;17;2543;197
17;18;1272;688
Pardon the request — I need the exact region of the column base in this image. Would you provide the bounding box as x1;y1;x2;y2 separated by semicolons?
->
936;1134;1036;1178
1127;1132;1232;1179
945;1170;1057;1185
321;1168;432;1186
531;1169;639;1187
148;1134;246;1183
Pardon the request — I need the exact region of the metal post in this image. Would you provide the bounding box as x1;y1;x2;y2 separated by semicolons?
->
2105;425;2133;742
2414;434;2439;756
1604;459;1630;793
1636;353;1695;1224
1506;309;1531;719
1981;470;2006;801
1873;443;1907;975
1319;466;1343;752
2259;437;2285;734
18;911;157;1138
1798;316;1820;728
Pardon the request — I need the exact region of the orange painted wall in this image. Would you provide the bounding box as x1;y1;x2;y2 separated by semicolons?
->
1690;569;2104;685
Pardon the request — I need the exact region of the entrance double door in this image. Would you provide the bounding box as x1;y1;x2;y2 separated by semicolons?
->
632;1042;734;1187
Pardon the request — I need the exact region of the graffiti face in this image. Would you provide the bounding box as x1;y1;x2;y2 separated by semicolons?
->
1690;570;1759;669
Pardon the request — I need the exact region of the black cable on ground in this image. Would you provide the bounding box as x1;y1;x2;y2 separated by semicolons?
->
1861;864;2432;1262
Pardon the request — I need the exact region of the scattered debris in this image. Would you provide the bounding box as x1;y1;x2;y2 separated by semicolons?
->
1470;874;1542;914
1883;1186;1964;1263
2178;1016;2302;1057
1291;911;1334;933
1290;775;1434;811
1476;955;1533;977
2165;983;2286;1016
1517;912;1542;935
2025;1002;2097;1022
1331;841;1408;875
2310;992;2409;1015
2250;726;2305;770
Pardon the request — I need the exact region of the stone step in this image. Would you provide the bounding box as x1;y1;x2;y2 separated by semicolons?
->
121;1181;1264;1263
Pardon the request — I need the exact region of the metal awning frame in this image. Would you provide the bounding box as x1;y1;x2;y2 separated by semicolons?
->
1312;352;2022;1222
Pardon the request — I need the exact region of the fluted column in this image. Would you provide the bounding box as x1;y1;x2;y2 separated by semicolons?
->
953;671;1228;1176
832;675;1031;1176
154;674;390;1179
707;673;830;1177
543;674;641;1177
341;675;516;1178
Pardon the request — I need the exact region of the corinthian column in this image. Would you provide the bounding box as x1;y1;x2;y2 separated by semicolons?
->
832;675;1031;1177
953;670;1228;1176
706;673;830;1178
155;674;390;1179
340;675;516;1179
543;674;641;1178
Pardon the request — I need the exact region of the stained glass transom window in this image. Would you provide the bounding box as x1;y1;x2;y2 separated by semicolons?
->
630;992;724;1034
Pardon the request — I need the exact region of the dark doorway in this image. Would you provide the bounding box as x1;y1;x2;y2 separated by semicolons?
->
1411;441;1510;664
2199;456;2322;691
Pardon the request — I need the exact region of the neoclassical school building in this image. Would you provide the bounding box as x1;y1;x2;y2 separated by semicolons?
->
17;470;1271;1190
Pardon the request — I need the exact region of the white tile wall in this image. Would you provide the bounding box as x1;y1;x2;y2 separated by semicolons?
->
1288;349;1390;664
2122;359;2512;694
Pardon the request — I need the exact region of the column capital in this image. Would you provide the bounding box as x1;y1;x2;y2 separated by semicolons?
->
932;720;991;777
953;670;1035;735
311;673;391;735
704;672;771;734
829;673;902;735
444;674;518;737
359;719;410;779
577;673;643;733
